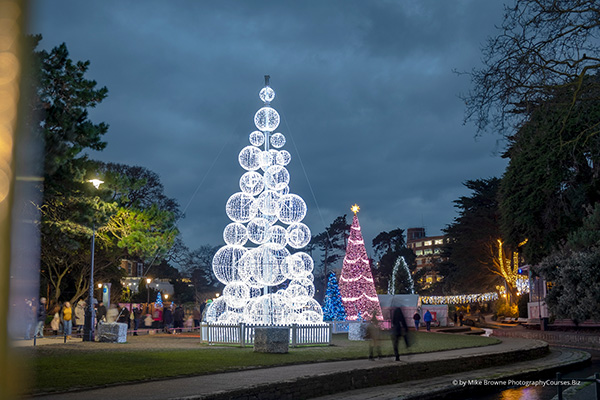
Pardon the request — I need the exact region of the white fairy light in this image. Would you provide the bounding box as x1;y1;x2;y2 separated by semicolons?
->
239;146;263;171
249;130;265;146
254;107;280;132
256;190;282;216
286;222;311;248
239;171;265;196
277;194;307;224
270;132;286;148
247;217;271;244
212;245;248;284
264;165;290;191
223;222;248;246
226;192;256;223
259;86;275;103
276;150;291;166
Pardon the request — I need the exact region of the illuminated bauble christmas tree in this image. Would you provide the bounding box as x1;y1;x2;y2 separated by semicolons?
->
339;205;383;321
387;256;414;295
323;272;346;321
209;76;323;325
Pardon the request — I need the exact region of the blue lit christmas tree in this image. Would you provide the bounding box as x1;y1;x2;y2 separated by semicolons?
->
155;292;163;308
322;272;347;321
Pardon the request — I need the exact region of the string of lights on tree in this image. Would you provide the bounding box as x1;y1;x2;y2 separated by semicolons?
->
208;77;323;325
322;272;347;321
421;276;530;305
387;256;414;295
339;205;383;321
155;292;163;308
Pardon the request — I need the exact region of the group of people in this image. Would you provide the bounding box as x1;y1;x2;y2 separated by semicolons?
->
412;309;434;331
25;297;87;339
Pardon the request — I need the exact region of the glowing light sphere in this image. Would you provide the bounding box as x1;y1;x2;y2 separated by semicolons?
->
256;190;282;216
250;201;279;225
277;185;289;196
223;222;248;246
213;245;248;284
241;244;290;286
259;149;279;172
223;281;250;308
259;86;275;103
239;171;265;196
264;165;290;191
218;310;245;324
278;194;307;224
245;294;290;325
206;296;227;322
276;150;291;166
226;192;256;223
239;146;262;171
290;277;315;298
286;222;311;248
267;225;287;249
286;252;313;278
270;132;286;148
247;217;271;244
254;106;280;132
249;130;265;146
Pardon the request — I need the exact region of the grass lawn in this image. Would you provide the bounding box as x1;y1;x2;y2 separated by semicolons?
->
26;331;499;393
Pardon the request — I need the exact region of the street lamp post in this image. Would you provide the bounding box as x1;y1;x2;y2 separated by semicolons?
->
146;278;152;310
83;178;103;342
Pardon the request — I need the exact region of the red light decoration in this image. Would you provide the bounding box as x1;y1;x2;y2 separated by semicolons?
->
339;210;383;321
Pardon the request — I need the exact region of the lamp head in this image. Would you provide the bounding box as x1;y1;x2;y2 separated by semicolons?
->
88;178;104;189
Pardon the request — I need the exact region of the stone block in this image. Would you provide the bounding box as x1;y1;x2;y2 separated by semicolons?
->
348;322;369;341
97;322;128;343
254;327;289;353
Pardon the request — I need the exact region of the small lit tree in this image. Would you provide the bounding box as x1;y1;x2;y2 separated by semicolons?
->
322;272;346;321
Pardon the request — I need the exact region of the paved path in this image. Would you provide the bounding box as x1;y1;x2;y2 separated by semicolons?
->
32;337;589;400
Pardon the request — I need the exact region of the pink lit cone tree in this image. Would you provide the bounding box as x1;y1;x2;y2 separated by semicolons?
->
339;205;383;321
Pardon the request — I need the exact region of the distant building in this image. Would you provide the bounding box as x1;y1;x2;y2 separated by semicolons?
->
119;259;174;296
406;228;447;286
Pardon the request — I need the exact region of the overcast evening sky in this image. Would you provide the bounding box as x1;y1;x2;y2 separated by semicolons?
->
30;1;509;258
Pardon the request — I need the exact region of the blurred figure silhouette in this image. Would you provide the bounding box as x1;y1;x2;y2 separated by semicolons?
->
392;307;409;361
367;315;382;360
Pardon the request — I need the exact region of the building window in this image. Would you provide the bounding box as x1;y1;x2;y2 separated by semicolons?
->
424;249;433;255
424;240;432;246
434;239;444;245
415;250;423;256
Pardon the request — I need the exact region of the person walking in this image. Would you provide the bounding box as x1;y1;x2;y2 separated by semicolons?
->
412;311;421;331
423;309;433;332
50;310;60;336
61;301;73;338
173;304;185;334
459;312;464;326
192;307;201;328
74;300;86;334
163;305;173;333
132;307;142;335
391;307;409;361
453;312;458;325
34;297;47;338
366;315;382;360
24;299;36;340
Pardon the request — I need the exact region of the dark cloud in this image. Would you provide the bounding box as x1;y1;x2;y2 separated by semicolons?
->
30;1;508;256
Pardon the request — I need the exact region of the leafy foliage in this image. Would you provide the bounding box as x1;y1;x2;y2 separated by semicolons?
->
462;0;600;138
499;79;600;263
311;215;350;300
440;178;504;294
372;228;414;292
537;204;600;323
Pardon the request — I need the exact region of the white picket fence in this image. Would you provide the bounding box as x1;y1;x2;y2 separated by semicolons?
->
201;323;332;347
